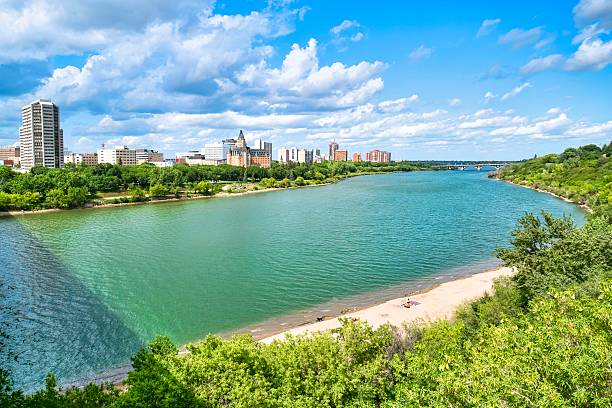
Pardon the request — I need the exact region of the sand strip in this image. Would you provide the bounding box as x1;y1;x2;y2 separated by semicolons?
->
261;266;513;343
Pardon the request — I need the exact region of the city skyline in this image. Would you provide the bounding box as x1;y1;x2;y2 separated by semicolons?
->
0;1;611;160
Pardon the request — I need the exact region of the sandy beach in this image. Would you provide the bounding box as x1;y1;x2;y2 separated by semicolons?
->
261;266;514;343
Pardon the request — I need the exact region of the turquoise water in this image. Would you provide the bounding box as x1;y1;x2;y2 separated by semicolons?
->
0;171;585;390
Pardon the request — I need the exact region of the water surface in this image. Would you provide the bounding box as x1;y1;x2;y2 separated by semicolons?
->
0;171;585;390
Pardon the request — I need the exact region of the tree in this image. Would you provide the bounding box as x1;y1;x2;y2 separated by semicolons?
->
149;184;169;198
193;181;213;196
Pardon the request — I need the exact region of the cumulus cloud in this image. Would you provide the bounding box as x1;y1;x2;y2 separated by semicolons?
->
565;37;612;71
236;38;386;110
501;82;532;101
408;45;433;62
573;0;612;30
477;18;501;38
520;54;564;74
0;0;215;62
448;98;461;107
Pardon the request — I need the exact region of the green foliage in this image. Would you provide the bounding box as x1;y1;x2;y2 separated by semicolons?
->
496;141;612;219
497;211;612;303
0;161;433;211
193;181;213;196
148;184;169;198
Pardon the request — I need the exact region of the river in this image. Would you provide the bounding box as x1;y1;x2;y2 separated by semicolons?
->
0;171;585;390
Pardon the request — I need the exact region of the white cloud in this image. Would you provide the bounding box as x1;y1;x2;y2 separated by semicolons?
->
566;120;612;136
565;37;612;71
237;38;386;109
573;0;612;30
477;18;501;38
330;19;359;35
572;22;609;44
484;91;497;103
408;45;433;62
0;0;215;62
499;26;545;49
448;98;461;107
329;19;366;50
377;95;419;113
490;114;571;137
520;54;564;74
83;104;611;156
351;32;365;42
501;82;532;101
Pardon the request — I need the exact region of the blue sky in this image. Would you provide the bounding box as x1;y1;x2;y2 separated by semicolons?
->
0;0;611;160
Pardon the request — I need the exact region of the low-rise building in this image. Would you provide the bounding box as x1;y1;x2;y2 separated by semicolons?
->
202;139;234;163
135;149;163;164
0;146;20;166
64;152;98;166
353;153;362;162
97;145;138;165
175;151;200;164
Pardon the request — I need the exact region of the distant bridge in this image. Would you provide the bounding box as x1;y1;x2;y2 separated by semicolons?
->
440;162;515;171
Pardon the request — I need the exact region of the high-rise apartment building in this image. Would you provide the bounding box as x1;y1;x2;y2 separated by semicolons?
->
353;152;362;162
334;149;348;161
329;141;339;161
297;148;313;164
19;100;64;170
277;147;290;163
365;149;391;163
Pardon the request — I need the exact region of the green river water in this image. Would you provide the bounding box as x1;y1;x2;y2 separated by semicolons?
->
0;171;585;390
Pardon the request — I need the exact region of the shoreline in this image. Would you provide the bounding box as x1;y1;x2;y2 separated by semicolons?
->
0;180;336;218
64;264;512;388
494;176;592;213
0;171;394;218
259;266;513;343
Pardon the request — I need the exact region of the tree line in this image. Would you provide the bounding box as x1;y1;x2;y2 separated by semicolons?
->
495;141;612;220
0;161;436;211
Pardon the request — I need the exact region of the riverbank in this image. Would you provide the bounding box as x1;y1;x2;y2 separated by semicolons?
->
0;171;390;218
493;176;592;213
260;266;514;343
68;265;514;388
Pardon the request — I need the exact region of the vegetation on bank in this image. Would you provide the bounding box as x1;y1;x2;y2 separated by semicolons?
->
494;141;612;219
2;143;611;406
0;161;436;212
1;210;610;407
